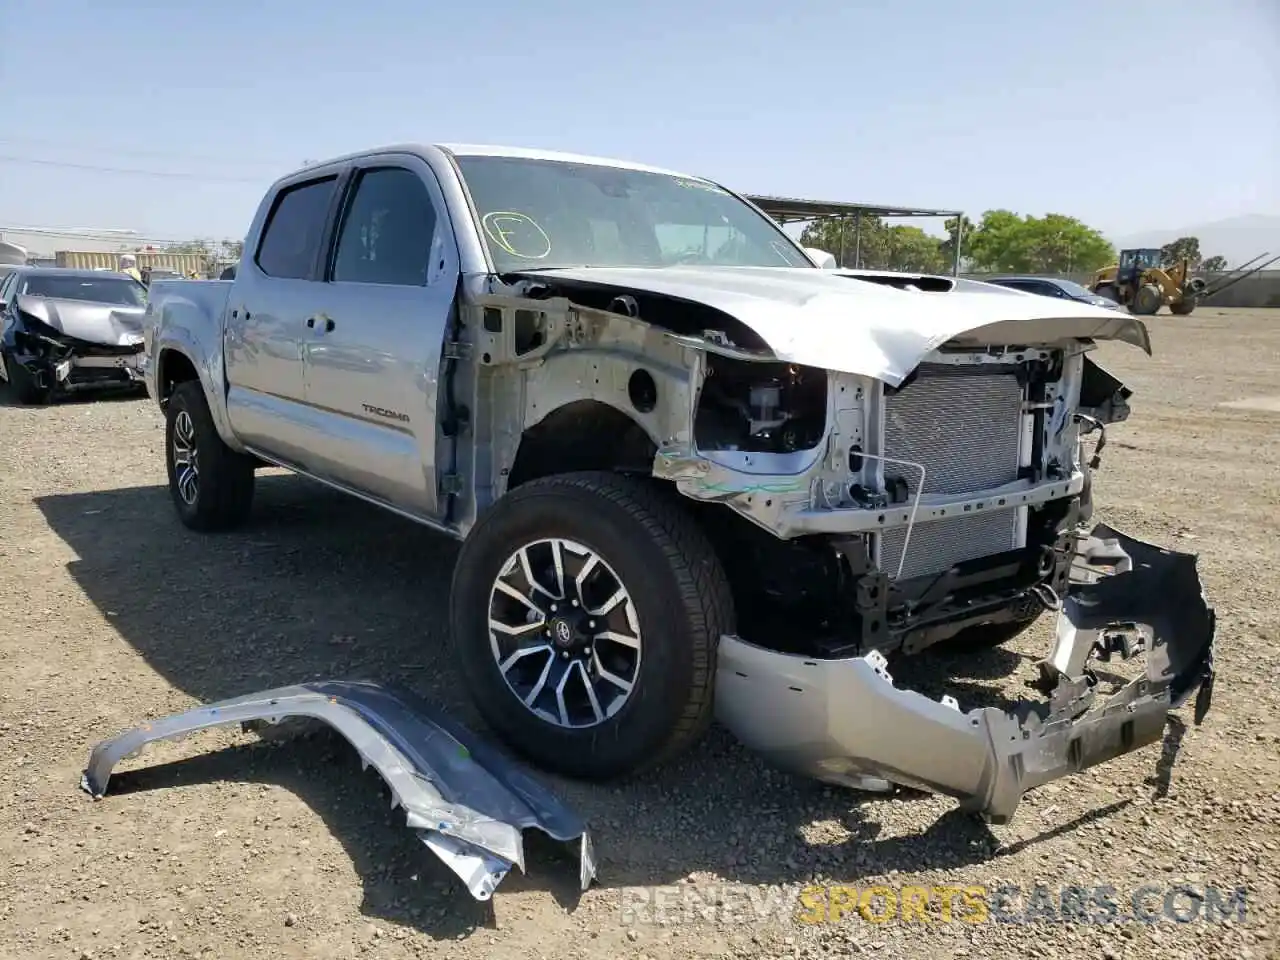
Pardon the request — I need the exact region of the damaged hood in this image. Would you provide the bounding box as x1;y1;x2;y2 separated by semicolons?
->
513;266;1149;385
15;294;146;347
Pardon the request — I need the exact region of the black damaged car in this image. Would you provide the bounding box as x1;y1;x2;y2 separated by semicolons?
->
0;267;149;404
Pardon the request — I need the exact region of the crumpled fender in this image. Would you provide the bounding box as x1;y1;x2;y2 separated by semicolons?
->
81;680;597;901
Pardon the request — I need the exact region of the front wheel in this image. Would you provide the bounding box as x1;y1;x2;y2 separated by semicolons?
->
1;352;50;405
1132;283;1164;315
450;472;734;780
164;381;256;531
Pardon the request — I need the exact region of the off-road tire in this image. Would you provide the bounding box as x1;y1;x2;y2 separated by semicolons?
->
1170;297;1197;316
1093;283;1119;303
1;352;50;405
450;471;735;780
1132;284;1163;315
164;381;255;532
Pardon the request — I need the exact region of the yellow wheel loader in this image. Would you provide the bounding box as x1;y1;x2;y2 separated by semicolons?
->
1089;249;1205;316
1090;249;1279;317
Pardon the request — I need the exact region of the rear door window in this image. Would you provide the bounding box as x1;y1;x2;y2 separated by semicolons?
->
255;176;338;280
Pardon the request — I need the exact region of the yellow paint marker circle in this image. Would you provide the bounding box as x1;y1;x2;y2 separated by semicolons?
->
481;211;552;260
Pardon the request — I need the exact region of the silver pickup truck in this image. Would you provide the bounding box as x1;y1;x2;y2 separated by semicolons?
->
141;144;1216;823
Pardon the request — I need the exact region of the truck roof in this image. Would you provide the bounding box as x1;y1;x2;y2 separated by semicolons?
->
438;143;700;179
285;143;706;183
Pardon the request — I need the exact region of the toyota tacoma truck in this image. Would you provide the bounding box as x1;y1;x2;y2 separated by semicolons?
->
141;144;1215;823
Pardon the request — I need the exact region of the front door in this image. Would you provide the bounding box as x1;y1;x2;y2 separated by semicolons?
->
224;173;341;462
300;161;460;518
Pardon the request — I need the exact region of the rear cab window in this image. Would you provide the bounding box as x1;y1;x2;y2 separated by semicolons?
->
255;176;339;280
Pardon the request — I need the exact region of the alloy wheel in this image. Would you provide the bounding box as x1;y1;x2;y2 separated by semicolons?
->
487;538;643;729
172;409;200;505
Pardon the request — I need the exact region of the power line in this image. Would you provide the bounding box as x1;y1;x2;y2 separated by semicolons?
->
0;154;265;183
0;136;285;169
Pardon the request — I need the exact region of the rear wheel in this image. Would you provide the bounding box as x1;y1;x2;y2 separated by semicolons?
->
450;472;734;780
164;381;256;531
1093;283;1119;303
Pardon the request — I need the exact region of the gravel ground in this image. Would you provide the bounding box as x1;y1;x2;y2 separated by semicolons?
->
2;306;1278;960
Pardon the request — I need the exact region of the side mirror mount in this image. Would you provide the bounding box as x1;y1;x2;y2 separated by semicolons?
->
804;247;838;269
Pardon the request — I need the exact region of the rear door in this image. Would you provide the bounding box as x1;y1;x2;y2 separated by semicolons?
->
299;158;460;517
223;173;345;462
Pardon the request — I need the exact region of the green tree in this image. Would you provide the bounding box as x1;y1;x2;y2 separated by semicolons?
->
797;216;947;271
799;216;887;268
882;225;947;272
940;214;976;266
966;211;1114;273
1202;255;1228;272
965;210;1023;272
1160;236;1202;268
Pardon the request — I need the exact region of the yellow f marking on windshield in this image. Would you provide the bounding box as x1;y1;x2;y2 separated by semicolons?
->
481;211;552;259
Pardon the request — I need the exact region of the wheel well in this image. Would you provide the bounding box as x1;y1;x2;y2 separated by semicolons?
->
507;401;658;490
159;349;199;400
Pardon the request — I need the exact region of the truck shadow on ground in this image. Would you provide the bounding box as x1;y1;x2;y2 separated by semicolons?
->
37;475;1135;937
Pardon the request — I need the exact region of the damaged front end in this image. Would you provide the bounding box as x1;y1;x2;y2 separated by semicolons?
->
81;681;597;900
715;523;1216;823
457;263;1207;820
3;295;146;398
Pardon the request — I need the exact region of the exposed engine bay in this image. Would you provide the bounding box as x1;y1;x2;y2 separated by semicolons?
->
693;355;827;453
669;343;1130;663
483;271;1142;666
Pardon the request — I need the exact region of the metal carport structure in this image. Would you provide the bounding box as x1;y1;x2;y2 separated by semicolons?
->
745;195;966;276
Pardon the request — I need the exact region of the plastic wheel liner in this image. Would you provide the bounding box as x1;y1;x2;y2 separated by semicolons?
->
80;680;597;901
715;523;1217;824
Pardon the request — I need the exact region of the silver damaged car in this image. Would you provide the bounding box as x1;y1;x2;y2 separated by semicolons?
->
0;266;149;403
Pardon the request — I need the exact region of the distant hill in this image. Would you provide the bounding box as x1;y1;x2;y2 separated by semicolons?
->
1112;214;1280;269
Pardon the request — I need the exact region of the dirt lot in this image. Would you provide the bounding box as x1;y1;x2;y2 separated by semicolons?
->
2;306;1278;960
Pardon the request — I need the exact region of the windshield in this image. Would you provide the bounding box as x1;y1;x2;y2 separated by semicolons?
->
454;155;813;272
22;274;147;306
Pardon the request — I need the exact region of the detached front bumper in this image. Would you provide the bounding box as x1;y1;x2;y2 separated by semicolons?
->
715;523;1216;824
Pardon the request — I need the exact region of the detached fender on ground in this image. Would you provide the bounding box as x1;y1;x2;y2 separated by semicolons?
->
80;680;597;901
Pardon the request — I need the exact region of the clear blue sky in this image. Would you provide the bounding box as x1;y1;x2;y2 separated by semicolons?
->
1;0;1276;246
